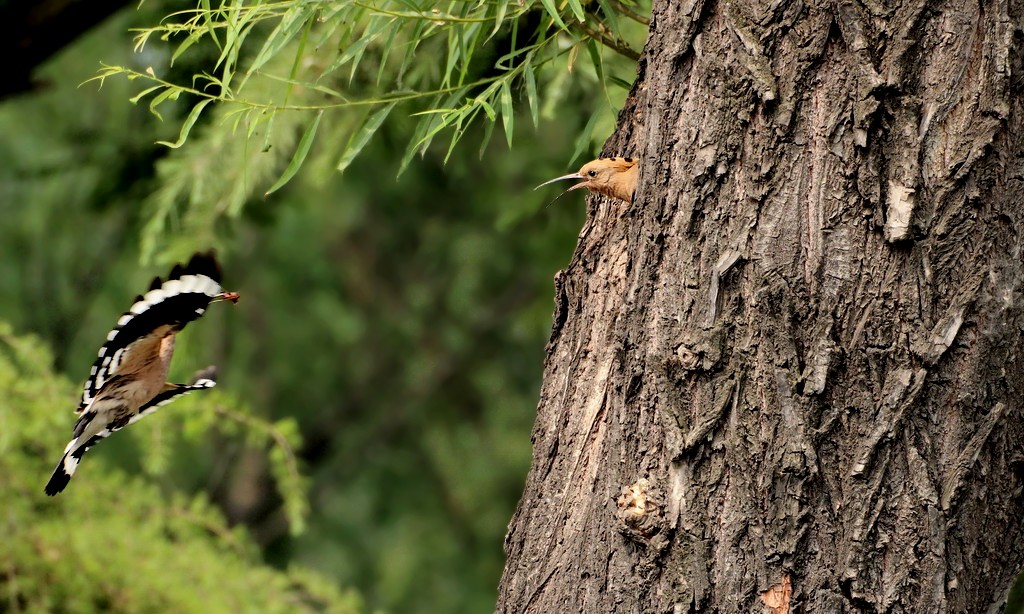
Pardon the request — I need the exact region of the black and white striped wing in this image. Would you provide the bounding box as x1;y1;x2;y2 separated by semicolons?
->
77;252;223;412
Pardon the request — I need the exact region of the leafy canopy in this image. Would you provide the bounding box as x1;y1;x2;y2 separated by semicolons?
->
0;322;362;613
94;0;650;262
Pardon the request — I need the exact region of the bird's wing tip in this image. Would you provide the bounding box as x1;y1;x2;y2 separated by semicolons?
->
44;463;72;496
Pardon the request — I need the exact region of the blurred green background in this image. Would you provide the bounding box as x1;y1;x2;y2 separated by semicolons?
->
0;2;645;612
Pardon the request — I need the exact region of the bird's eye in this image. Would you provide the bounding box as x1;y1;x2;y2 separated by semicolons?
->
587;170;597;177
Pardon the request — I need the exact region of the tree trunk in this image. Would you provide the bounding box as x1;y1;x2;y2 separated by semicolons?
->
498;1;1024;612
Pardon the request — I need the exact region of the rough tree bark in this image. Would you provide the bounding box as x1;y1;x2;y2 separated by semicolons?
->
498;0;1024;612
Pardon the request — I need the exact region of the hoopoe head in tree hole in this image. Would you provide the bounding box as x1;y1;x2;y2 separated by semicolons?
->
44;251;239;496
536;156;639;204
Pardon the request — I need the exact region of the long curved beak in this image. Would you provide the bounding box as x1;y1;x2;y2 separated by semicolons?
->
534;173;584;190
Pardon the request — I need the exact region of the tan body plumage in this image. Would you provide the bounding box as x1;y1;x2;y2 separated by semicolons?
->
71;328;177;447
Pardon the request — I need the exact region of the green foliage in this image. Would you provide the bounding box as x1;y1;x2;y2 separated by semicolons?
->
93;0;649;259
0;323;362;613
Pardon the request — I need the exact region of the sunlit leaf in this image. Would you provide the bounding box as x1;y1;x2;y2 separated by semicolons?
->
265;110;323;195
478;111;495;158
477;97;496;121
566;0;586;23
248;5;315;78
171;32;205;65
538;0;568;30
129;85;164;105
524;58;538;127
491;0;509;37
148;87;186;125
500;80;514;148
399;101;436;175
609;75;634;90
199;0;220;49
260;110;277;153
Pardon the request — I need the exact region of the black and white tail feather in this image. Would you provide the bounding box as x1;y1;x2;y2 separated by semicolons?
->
44;376;216;496
44;251;229;496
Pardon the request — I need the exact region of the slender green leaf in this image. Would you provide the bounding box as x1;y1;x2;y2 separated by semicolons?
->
217;7;256;70
377;21;402;86
307;82;349;101
153;97;207;148
524;59;539;127
538;0;567;30
410;108;457;116
397;19;429;81
403;85;467;169
248;6;314;78
129;85;164;105
596;0;623;37
491;0;508;37
566;0;586;23
148;87;183;121
444;112;468;163
586;39;605;86
260;111;277;153
326;15;393;78
227;105;253;134
414;109;463;151
609;75;634;90
219;20;258;93
443;23;460;88
460;22;484;87
266;110;323;195
509;12;519;64
399;107;434;174
500;81;513;148
171;32;205;66
477;98;496;121
282;16;314;108
478;111;495;158
199;0;221;49
337;102;397;173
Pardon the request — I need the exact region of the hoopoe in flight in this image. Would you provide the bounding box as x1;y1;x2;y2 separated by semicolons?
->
536;157;639;204
44;251;239;496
